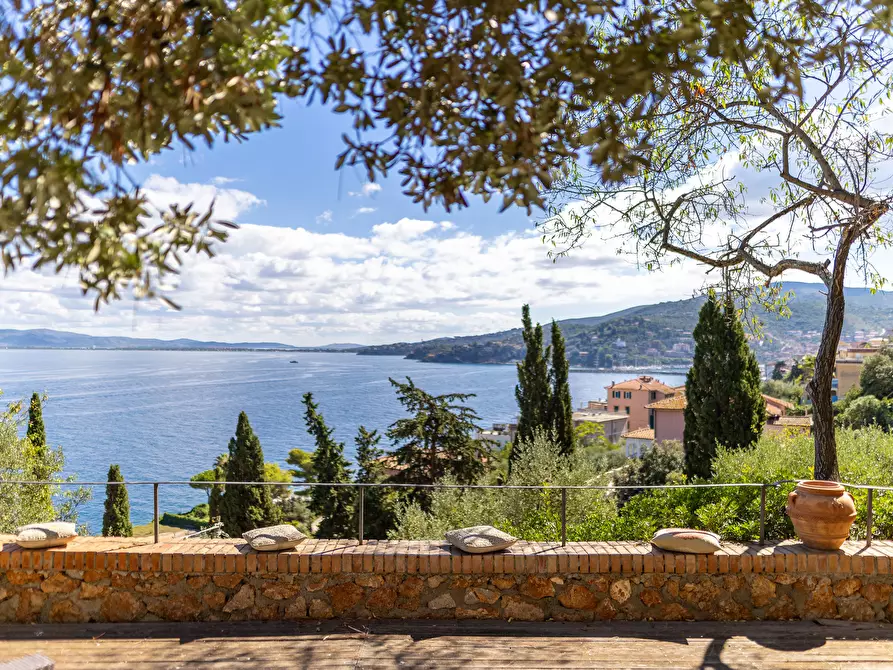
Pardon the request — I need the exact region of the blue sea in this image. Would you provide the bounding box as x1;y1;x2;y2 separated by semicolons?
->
0;350;685;529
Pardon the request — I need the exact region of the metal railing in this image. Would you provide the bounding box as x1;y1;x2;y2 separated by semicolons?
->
1;479;887;547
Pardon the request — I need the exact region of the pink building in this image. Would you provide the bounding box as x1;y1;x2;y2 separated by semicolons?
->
644;392;800;444
605;376;675;431
646;394;687;442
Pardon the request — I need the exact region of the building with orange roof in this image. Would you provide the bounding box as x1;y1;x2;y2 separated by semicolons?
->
640;392;805;447
604;375;675;431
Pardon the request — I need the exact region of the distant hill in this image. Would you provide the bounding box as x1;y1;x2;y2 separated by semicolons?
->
0;329;357;352
357;282;893;367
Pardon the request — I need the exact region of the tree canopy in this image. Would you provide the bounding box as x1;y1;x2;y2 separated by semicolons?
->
684;292;765;479
387;377;491;496
2;0;876;306
302;392;354;538
861;348;893;400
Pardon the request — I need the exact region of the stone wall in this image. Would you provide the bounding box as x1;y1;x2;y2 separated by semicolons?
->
1;537;892;624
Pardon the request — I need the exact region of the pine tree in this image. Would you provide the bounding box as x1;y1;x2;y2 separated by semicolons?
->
684;292;766;479
388;377;491;506
548;320;575;456
302;393;354;538
220;412;281;536
102;464;132;537
354;426;396;539
513;304;551;466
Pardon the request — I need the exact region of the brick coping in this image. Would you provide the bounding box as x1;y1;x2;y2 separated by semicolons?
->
1;537;890;575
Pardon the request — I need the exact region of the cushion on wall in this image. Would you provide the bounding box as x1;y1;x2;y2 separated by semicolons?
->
651;528;721;554
242;524;307;551
445;525;518;553
15;522;77;549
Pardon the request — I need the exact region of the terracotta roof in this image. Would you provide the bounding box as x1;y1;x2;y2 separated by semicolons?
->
622;427;655;440
763;394;795;411
646;393;687;410
606;376;675;393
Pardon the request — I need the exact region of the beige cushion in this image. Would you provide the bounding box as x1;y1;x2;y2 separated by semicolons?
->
242;524;307;551
15;522;77;549
445;525;517;554
651;527;721;554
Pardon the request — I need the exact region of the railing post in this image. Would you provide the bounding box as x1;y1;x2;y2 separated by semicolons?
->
560;487;567;547
153;483;160;544
357;486;365;545
759;484;767;545
866;488;874;548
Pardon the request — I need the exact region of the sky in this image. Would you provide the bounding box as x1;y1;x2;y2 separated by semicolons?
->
2;99;890;346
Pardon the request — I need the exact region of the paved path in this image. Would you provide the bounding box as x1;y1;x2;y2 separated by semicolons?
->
2;620;893;668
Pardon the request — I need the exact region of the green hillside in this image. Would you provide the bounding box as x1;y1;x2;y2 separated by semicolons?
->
357;283;893;367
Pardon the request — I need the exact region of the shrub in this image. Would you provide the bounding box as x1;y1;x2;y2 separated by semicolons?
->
391;430;616;541
612;427;893;541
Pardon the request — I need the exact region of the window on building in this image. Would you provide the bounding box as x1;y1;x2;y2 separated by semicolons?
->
623;391;632;399
614;406;619;412
649;412;655;429
612;390;621;398
649;391;657;401
625;406;630;414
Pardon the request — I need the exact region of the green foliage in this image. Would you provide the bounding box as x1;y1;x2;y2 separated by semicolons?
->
26;393;46;454
514;305;551;460
354;426;397;539
549;320;575;456
771;361;787;381
387;377;491;499
25;392;51;513
861;348;893;399
613;441;685;505
838;396;893;430
761;379;804;405
220;412;281;536
0;394;90;533
286;448;316;482
160;504;210;530
101;464;132;537
392;430;616;541
684;292;765;479
303;393;354;538
613;427;893;542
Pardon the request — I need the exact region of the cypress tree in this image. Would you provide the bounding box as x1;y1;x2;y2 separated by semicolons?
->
513;304;551;466
684;292;766;479
548;320;575;456
26;393;46;453
220;412;281;536
209;454;227;520
26;392;53;516
354;426;395;539
102;464;132;537
302;393;354;538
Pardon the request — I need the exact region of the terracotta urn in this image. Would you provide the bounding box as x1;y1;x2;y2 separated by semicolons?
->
786;480;857;550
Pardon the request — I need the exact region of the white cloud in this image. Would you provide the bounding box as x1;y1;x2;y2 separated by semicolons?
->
315;210;333;225
348;183;382;198
13;172;881;347
211;176;241;185
353;207;377;216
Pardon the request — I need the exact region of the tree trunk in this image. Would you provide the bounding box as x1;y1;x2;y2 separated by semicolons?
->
806;230;857;481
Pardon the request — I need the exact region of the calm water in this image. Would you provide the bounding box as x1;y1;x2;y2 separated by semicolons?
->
0;350;685;528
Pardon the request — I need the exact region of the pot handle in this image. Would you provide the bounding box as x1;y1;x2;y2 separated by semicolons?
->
788;492;797;507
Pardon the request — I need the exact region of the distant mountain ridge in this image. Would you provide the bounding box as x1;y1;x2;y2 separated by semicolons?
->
0;328;362;351
357;282;893;366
